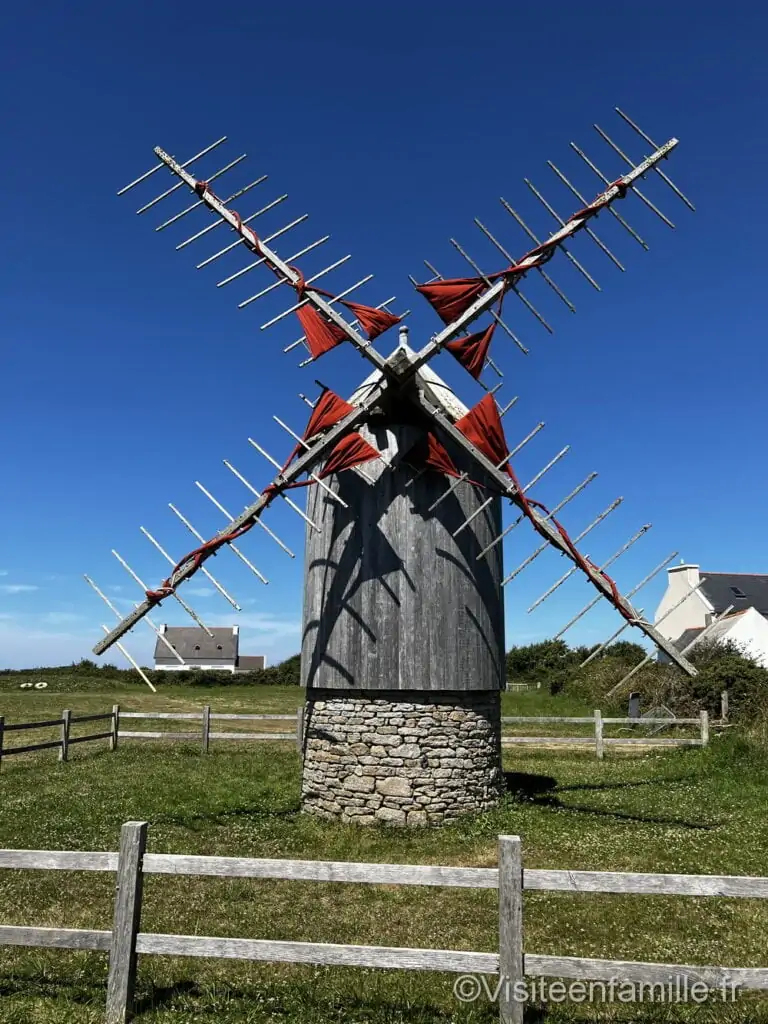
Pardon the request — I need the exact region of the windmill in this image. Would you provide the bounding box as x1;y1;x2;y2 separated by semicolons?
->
86;111;695;824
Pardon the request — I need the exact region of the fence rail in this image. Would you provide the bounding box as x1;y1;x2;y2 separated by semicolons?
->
1;824;767;1023
500;710;710;759
0;705;713;767
0;706;305;765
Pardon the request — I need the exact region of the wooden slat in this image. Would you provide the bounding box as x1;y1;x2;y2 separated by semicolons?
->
3;718;63;732
501;737;594;745
604;738;701;747
0;849;118;871
601;717;700;725
119;712;202;720
70;712;115;724
208;732;294;741
135;932;499;973
117;731;200;740
524;953;768;989
106;822;147;1024
0;925;111;950
524;870;768;898
498;836;523;1024
68;731;114;746
142;853;498;888
502;717;595;724
3;739;62;756
210;713;297;721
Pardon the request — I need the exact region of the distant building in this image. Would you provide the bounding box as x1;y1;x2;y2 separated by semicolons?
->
654;564;768;667
153;625;266;673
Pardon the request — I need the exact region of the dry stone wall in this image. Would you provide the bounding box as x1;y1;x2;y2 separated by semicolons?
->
300;689;503;825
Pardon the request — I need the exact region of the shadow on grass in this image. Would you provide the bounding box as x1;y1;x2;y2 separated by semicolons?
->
503;772;718;831
151;804;300;827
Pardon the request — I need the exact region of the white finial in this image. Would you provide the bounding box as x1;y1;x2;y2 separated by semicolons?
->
398;324;409;348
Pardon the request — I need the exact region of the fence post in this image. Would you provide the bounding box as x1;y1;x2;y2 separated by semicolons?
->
106;821;148;1024
0;716;4;770
720;691;729;723
110;705;120;752
594;710;604;761
296;705;305;757
700;710;710;747
201;705;211;754
59;710;71;763
498;835;524;1024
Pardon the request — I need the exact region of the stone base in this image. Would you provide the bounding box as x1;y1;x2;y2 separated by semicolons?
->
300;690;503;826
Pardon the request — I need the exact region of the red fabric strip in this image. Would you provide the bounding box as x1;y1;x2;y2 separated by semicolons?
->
303;389;356;442
295;305;347;359
319;433;380;478
406;432;461;479
445;323;496;380
455;394;511;476
415;278;488;325
341;301;400;341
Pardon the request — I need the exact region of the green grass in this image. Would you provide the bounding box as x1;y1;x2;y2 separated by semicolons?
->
0;685;767;1022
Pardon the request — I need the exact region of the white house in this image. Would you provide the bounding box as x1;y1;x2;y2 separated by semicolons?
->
654;564;768;667
153;625;266;673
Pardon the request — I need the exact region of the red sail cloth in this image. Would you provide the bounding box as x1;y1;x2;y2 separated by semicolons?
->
303;389;356;442
296;305;348;359
342;301;401;341
445;323;496;380
415;278;488;325
319;433;380;478
407;432;461;479
455;394;512;476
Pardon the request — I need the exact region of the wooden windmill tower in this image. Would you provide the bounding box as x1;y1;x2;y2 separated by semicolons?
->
88;111;696;824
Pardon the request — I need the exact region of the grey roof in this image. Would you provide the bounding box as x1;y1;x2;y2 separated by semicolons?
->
700;573;768;617
154;627;238;662
672;626;705;652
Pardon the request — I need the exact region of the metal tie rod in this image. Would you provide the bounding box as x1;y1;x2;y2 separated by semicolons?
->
117;136;227;196
270;419;356;501
157;174;268;232
241;252;352;310
112;548;214;637
84;574;170;682
586;577;707;670
210;473;294;557
99;625;156;690
579;608;645;669
218;235;329;289
607;598;733;697
528;522;651;613
476;471;597;561
451;237;546;341
614;108;695;211
254;255;352;318
164;506;243;610
453;445;569;539
523;180;601;291
136;149;244;216
503;497;622;586
593;124;675;229
192;484;270;584
226;457;320;534
546;162;625;271
554;551;678;641
474;216;576;314
196;197;292;269
172;159;266;247
568;144;648;249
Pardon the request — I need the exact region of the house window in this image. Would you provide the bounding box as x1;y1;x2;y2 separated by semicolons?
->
729;586;747;599
194;645;200;651
216;644;223;650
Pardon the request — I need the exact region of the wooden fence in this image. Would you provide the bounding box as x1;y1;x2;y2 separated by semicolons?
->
0;706;711;766
501;710;710;760
0;709;118;766
1;824;767;1023
0;707;304;766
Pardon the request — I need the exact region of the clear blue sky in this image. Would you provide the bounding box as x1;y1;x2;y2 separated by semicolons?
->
1;1;766;669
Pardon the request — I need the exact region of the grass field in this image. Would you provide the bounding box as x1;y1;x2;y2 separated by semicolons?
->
1;683;767;1022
